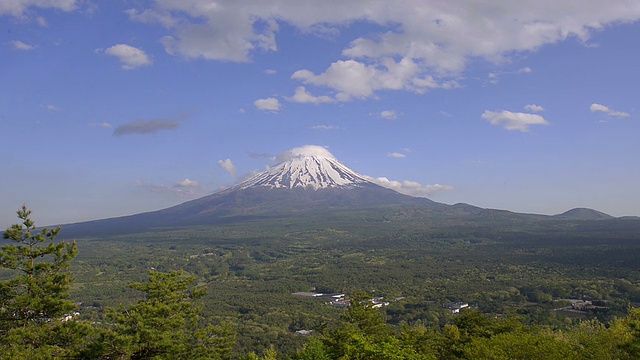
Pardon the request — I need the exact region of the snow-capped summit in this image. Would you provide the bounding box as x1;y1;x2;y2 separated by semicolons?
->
232;145;372;190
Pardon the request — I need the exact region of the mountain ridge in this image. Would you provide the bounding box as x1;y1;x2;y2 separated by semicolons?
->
57;146;620;237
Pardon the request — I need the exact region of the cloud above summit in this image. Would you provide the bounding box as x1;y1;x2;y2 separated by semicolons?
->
266;145;452;198
277;145;335;162
125;0;640;100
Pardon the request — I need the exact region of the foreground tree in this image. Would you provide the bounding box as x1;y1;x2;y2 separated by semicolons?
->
296;291;434;360
0;205;78;328
98;270;235;359
0;205;93;357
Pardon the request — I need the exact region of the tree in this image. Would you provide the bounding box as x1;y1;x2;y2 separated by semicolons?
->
317;291;433;359
1;205;78;328
100;270;235;359
0;205;89;357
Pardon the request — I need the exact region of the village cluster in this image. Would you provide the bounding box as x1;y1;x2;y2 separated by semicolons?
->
291;292;394;308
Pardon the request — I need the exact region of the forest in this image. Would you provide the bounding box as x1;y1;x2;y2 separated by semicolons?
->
3;205;640;359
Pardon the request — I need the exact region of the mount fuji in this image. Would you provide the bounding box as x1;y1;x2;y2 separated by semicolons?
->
59;145;617;236
230;146;371;191
62;146;445;235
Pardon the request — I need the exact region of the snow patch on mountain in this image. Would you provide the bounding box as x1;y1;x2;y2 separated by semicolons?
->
233;146;372;190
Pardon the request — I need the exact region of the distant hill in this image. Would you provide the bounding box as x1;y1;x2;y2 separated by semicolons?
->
57;146;625;237
553;208;614;220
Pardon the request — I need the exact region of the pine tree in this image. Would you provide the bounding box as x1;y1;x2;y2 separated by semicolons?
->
0;205;86;357
1;205;78;328
101;270;235;359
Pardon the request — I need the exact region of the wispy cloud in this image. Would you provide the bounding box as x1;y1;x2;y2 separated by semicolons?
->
174;178;200;188
45;104;61;111
481;110;549;132
488;67;533;83
524;104;544;112
388;152;406;158
102;44;152;70
380;110;398;120
311;125;340;130
113;115;185;136
590;103;630;118
126;8;178;28
287;86;334;104
11;40;35;50
247;152;274;160
217;159;237;177
254;97;281;112
36;16;48;27
135;178;203;197
264;69;277;75
0;0;78;17
366;176;453;198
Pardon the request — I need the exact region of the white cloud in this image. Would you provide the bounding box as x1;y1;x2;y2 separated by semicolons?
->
11;40;35;50
524;104;544;112
380;110;398;120
174;178;200;188
287;86;335;104
0;0;77;16
366;176;454;198
481;110;550;132
311;125;340;130
264;69;277;75
277;145;334;162
104;44;152;70
125;8;178;28
487;67;533;83
36;16;47;27
291;57;453;100
607;111;630;118
388;152;406;158
590;103;610;113
254;97;281;112
130;1;640;99
217;159;237;177
590;103;630;118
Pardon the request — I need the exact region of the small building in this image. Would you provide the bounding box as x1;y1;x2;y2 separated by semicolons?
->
320;293;346;300
448;302;469;314
371;301;390;308
292;292;323;298
330;299;351;307
295;330;314;336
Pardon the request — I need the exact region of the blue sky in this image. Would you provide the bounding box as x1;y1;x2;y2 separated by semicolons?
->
1;0;639;227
